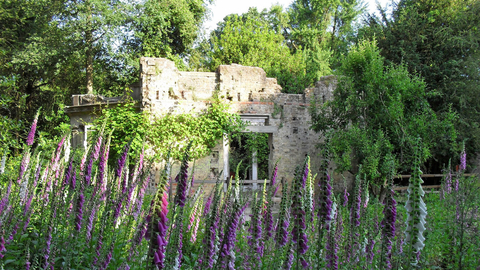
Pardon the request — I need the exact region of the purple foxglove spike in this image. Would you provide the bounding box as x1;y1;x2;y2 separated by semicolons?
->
44;226;52;269
138;147;144;173
220;203;248;262
113;198;123;224
64;159;73;187
93;136;103;160
54;136;66;165
98;145;107;189
134;175;150;219
75;193;84;231
86;205;97;242
445;172;452;194
33;160;41;186
23;215;31;233
17;151;31;184
343;187;349;207
273;185;279;197
26;111;39;146
271;165;278;186
102;245;114;270
284;251;294;270
0;180;12;215
302;162;309;188
93;233;103;266
116;144;130;181
23;193;34;216
300;258;309;269
71;170;77;191
9;223;19;241
460;151;466;171
204;195;212;216
86;158;94;186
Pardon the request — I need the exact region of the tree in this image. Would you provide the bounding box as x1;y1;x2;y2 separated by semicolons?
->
0;0;210;152
310;40;456;196
196;7;319;93
288;0;364;67
131;0;209;68
360;0;480;169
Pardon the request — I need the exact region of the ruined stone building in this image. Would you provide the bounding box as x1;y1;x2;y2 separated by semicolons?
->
65;57;346;192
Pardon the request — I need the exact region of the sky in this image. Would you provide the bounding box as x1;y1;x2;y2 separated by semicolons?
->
203;0;392;32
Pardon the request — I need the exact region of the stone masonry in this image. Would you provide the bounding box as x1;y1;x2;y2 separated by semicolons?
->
66;57;350;194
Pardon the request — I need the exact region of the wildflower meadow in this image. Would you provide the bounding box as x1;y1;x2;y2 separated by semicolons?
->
0;116;479;270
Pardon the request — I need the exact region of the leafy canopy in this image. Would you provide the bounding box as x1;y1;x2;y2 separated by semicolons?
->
310;40;456;187
359;0;480;167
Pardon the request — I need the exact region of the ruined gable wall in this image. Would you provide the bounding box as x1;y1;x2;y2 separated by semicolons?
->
139;57;349;192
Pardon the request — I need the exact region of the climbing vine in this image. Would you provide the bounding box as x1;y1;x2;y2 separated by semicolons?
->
94;99;244;162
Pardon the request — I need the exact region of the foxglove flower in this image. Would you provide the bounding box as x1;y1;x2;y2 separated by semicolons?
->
275;181;290;247
271;164;278;186
134;175;150;219
404;145;427;266
343;186;349;207
86;204;98;242
460;149;466;171
44;226;53;269
204;195;212;216
116;144;130;182
64;158;74;187
101;243;114;270
190;202;203;243
93;136;103;160
75;193;85;231
290;161;309;268
0;180;12;215
17;150;31;184
0;149;7;174
220;202;247;267
153;192;169;269
381;189;397;269
175;147;190;207
26;110;40;146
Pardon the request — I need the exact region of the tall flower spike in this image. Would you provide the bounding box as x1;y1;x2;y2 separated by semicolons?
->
26;109;40;146
460;144;466;171
17;150;31;184
404;140;427;266
174;144;191;207
0;149;6;174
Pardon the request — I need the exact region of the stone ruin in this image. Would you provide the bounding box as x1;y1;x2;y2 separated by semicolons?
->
65;57;351;195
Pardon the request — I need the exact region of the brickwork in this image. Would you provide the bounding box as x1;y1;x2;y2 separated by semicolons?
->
66;57;352;194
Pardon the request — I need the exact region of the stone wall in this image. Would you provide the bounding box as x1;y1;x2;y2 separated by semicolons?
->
66;57;351;194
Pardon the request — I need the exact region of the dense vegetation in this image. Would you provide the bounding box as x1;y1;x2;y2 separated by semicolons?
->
1;1;480;267
0;119;478;269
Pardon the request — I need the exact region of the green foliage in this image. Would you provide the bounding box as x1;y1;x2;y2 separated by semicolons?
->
94;99;244;163
360;0;480;169
0;0;210;153
134;0;208;61
288;0;364;68
310;39;457;191
229;133;270;180
196;7;318;93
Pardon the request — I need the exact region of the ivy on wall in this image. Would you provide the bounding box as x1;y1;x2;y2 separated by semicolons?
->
94;99;244;162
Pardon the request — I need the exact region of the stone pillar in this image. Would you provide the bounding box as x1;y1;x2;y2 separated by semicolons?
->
223;134;229;192
252;149;258;189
